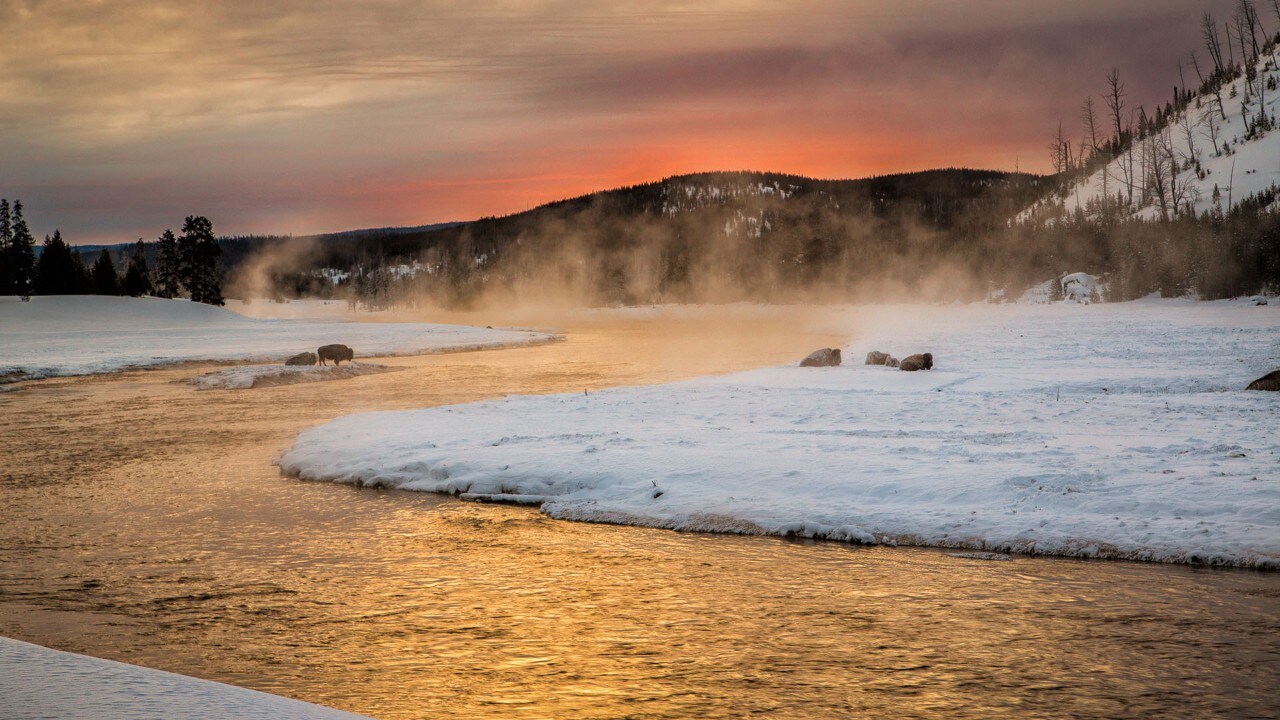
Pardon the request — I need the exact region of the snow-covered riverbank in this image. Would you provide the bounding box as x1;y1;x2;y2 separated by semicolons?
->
282;299;1280;568
0;295;557;382
0;637;369;720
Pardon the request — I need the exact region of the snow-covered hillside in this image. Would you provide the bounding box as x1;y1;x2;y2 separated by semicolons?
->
0;636;369;720
0;295;556;382
281;299;1280;568
1025;50;1280;222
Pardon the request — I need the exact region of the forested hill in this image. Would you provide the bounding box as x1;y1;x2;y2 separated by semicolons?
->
258;169;1050;306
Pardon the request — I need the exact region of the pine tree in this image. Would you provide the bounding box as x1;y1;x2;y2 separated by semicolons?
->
121;240;153;297
154;229;182;298
8;201;37;299
34;230;77;295
179;215;222;305
70;248;91;293
0;199;12;293
90;248;120;296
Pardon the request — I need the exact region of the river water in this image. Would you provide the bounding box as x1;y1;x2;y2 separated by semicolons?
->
1;306;1277;719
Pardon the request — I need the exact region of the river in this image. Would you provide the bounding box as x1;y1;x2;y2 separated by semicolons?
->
1;305;1276;719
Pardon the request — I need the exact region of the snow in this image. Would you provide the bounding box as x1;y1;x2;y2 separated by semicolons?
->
0;636;370;720
281;299;1280;568
0;295;557;382
1060;272;1099;303
1025;53;1280;221
188;362;396;390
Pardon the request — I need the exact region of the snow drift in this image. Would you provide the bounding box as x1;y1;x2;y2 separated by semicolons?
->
0;295;557;382
281;299;1280;568
0;636;369;720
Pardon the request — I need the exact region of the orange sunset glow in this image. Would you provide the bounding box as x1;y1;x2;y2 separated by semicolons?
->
3;0;1237;243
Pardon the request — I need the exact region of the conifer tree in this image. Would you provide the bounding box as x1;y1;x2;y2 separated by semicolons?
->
35;231;77;295
154;229;182;298
121;240;153;297
179;215;222;305
70;248;91;293
90;248;120;296
0;199;11;293
8;201;37;298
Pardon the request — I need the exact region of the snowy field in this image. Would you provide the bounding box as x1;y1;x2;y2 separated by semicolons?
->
0;295;556;382
282;299;1280;568
0;636;369;720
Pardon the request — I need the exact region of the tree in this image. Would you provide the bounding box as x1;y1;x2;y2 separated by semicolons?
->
179;215;223;305
8;200;37;298
91;248;120;295
69;248;91;293
35;231;78;295
121;240;153;297
154;229;182;298
0;199;12;294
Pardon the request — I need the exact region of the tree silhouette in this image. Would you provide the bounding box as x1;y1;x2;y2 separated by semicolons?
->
121;240;154;297
91;248;121;296
179;215;223;305
154;229;182;298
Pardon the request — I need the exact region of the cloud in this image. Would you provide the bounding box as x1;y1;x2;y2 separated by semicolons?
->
0;0;1241;243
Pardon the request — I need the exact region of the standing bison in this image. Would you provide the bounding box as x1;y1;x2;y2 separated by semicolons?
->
1246;369;1280;391
899;353;933;371
800;348;842;367
317;344;355;366
285;351;317;366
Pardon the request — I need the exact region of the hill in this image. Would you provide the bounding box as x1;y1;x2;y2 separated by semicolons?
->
251;169;1049;307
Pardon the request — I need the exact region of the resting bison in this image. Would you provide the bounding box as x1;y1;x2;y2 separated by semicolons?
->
899;352;933;372
1246;369;1280;391
800;348;842;367
317;344;354;366
285;351;317;366
865;350;900;368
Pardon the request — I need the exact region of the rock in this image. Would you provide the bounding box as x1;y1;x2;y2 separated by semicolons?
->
1246;369;1280;391
317;344;355;366
899;352;933;372
284;351;317;366
799;348;842;367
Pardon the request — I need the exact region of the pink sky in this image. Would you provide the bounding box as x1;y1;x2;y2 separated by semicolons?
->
1;0;1242;244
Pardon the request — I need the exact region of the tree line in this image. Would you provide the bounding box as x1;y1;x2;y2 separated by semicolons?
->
0;200;224;305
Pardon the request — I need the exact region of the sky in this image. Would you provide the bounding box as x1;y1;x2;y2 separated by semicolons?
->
1;0;1245;244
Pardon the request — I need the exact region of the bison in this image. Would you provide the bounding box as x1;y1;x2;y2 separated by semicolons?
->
899;352;933;372
865;350;900;368
800;348;842;367
1246;369;1280;391
317;344;355;366
285;351;317;366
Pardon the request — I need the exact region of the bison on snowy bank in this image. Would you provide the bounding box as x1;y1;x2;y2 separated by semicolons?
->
865;350;900;368
799;348;842;367
899;353;933;372
317;344;355;366
1247;369;1280;391
285;352;317;366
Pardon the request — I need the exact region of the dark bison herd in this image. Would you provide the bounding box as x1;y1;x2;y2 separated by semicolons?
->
803;347;1274;390
283;344;355;367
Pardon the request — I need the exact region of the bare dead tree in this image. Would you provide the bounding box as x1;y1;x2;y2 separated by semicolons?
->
1240;0;1262;60
1204;110;1222;155
1048;121;1067;174
1179;104;1201;167
1147;130;1174;221
1080;96;1101;157
1203;13;1225;72
1105;67;1126;149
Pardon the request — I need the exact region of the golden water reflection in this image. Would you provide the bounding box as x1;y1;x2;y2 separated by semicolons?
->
0;305;1276;719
